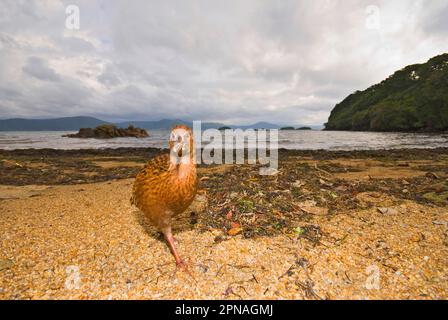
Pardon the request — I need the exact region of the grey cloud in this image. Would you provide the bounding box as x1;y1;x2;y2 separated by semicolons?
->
60;36;96;53
97;64;121;87
0;0;447;124
0;87;22;100
423;3;448;36
22;57;61;82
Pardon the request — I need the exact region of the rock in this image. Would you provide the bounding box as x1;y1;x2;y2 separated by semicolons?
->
433;220;448;228
377;207;398;215
64;124;149;139
292;180;305;188
319;179;333;187
259;168;279;175
425;172;439;179
335;185;348;192
75;127;95;138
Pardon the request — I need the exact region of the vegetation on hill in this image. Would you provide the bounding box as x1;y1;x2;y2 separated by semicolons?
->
325;53;448;132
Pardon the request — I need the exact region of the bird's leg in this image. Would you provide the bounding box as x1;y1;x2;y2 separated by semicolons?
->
164;232;183;265
163;230;195;279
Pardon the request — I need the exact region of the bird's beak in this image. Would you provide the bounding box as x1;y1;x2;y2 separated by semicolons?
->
172;141;183;154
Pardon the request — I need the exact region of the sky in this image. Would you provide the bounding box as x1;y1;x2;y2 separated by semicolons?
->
0;0;447;125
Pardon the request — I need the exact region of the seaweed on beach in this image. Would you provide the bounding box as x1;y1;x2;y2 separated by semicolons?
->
0;148;160;185
194;148;448;239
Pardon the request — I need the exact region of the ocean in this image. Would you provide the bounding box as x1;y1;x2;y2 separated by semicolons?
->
0;130;447;150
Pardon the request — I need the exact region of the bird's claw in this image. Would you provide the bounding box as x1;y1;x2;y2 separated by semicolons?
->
172;259;196;281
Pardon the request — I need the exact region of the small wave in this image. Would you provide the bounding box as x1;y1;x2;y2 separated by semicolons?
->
0;139;36;144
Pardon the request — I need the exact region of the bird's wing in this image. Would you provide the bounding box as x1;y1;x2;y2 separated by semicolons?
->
130;153;170;206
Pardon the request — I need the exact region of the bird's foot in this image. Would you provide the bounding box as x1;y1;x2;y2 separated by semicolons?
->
172;259;196;281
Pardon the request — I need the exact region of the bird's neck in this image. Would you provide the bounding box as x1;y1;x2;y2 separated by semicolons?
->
177;161;196;180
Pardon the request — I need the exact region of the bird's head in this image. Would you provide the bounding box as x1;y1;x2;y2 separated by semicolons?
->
169;125;194;163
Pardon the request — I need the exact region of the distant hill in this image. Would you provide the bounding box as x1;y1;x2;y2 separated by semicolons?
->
0;116;107;131
325;53;448;132
0;116;290;131
116;120;282;130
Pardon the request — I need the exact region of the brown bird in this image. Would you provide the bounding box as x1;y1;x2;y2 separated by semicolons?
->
131;125;197;270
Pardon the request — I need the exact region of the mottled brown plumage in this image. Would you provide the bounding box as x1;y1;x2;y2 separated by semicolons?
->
131;125;197;269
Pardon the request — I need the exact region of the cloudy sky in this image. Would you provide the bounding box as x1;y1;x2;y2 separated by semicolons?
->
0;0;447;125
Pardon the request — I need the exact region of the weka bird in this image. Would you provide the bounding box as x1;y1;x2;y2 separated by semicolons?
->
131;125;197;269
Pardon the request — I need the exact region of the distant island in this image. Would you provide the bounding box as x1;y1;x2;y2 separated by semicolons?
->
325;53;448;132
281;126;312;131
64;124;148;139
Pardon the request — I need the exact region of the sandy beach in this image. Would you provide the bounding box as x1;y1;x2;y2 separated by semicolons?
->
1;148;447;299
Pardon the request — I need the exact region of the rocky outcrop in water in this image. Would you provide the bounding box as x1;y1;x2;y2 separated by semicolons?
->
64;124;149;139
